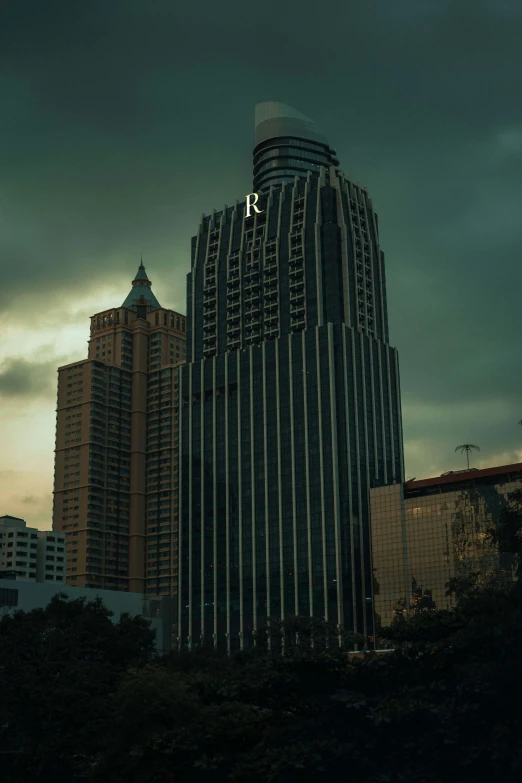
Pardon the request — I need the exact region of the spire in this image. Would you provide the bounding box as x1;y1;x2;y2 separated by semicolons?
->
133;260;151;285
122;260;161;311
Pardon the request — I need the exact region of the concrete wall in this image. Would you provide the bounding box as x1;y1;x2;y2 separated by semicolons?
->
0;578;175;654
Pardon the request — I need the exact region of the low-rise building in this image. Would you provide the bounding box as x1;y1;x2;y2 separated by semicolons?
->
370;463;520;633
0;576;176;655
0;516;66;582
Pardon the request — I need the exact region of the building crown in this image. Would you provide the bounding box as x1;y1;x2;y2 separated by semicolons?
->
121;261;161;312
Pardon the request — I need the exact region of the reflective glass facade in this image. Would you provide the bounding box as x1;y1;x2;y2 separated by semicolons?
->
178;157;404;651
253;102;339;192
371;465;521;633
254;137;339;192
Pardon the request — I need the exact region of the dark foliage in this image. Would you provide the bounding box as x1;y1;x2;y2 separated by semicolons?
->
1;547;522;782
0;593;156;782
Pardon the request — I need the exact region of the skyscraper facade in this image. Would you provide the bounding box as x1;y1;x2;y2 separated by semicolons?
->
53;265;186;596
178;102;404;651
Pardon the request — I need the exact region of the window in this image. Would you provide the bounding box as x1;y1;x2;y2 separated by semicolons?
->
0;588;18;607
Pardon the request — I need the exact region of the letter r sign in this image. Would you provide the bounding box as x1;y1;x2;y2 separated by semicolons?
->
245;193;263;218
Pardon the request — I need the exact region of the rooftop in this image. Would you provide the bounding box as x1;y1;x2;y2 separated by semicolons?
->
121;262;161;311
406;462;522;492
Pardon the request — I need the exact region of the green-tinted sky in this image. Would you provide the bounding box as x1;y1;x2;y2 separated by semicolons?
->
1;0;521;528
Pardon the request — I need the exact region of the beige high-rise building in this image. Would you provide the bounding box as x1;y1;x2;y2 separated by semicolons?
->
53;264;186;596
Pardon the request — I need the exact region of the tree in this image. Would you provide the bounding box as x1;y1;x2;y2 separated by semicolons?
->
455;443;480;469
0;594;156;782
3;591;522;782
487;487;522;583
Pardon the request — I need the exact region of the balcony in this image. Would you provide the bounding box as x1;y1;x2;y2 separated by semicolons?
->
289;265;304;278
289;279;304;292
290;317;306;331
244;291;260;304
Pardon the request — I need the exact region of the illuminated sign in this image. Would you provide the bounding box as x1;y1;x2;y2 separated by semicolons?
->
245;192;263;218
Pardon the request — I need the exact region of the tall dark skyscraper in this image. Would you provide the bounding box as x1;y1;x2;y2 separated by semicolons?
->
178;102;404;652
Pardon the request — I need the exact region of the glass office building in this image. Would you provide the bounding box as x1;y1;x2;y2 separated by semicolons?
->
178;103;404;651
371;464;520;635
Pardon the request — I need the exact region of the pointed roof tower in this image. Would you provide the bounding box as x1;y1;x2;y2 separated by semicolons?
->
122;261;161;311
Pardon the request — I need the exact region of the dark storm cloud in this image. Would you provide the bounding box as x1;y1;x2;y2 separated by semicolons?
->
0;357;56;399
1;0;521;473
1;0;520;300
20;495;40;505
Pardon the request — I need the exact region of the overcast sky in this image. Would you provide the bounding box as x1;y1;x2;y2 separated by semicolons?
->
1;0;521;529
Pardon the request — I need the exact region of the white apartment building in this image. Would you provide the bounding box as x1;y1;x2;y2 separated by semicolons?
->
0;515;66;583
